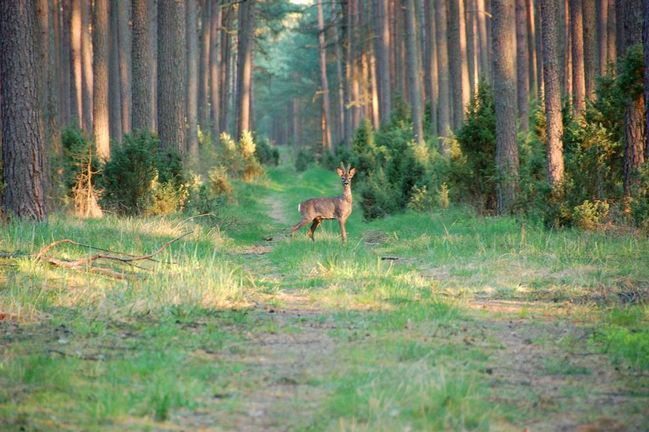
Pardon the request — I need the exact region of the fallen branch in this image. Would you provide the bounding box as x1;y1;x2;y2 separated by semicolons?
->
35;232;191;279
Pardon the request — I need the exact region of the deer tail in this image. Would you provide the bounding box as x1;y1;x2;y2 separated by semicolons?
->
298;203;301;212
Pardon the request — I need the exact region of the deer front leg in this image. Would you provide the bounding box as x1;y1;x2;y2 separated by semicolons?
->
307;217;322;241
291;218;310;239
338;218;347;243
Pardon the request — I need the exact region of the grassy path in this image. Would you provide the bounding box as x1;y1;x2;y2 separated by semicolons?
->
1;165;648;430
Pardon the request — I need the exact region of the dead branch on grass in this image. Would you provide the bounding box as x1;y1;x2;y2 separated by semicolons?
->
34;232;192;279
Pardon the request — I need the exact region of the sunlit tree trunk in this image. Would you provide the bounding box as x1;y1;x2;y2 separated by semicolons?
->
449;0;470;128
583;0;597;99
516;0;529;131
570;0;586;115
317;0;332;151
0;0;47;220
436;0;451;144
404;0;424;145
597;0;608;75
198;0;211;129
492;0;519;215
332;0;346;146
61;0;73;126
186;0;199;156
540;0;564;192
93;0;110;160
236;0;255;138
81;0;93;133
118;0;131;134
374;0;392;125
644;0;649;159
71;0;82;127
109;1;123;142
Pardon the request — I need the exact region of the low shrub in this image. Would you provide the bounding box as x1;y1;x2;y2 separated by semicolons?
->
295;149;315;172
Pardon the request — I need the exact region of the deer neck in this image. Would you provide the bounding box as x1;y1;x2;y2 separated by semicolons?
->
342;185;353;203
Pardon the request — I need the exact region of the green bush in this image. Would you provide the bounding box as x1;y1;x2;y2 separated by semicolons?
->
61;127;103;216
101;132;189;215
255;137;280;166
572;200;609;230
295;149;315;172
239;131;264;182
219;132;243;177
630;163;649;230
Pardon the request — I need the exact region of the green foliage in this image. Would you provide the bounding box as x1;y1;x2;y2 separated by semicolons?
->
255;137;280;166
101;132;189;215
294;148;315;172
572;200;609;230
630;164;649;230
219;132;242;177
454;81;497;210
61;127;99;193
239;131;264;182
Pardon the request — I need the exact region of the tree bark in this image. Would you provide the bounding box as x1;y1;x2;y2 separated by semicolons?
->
0;0;47;220
424;0;438;136
332;0;346;146
93;0;110;160
374;0;392;125
158;0;187;153
198;0;211;129
492;0;519;215
404;0;424;145
317;0;332;151
570;0;586;115
71;0;82;127
436;0;451;143
645;0;649;159
477;0;490;82
540;0;565;191
81;0;93;133
109;2;123;143
132;0;153;132
186;0;199;156
606;0;616;66
210;0;222;139
61;0;72;126
448;0;471;129
516;0;529;131
582;0;597;99
597;0;608;75
118;0;131;134
236;0;255;138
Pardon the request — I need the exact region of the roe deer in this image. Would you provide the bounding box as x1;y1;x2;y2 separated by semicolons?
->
291;163;356;242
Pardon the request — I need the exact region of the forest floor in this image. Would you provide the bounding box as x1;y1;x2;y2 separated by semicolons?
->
1;165;649;431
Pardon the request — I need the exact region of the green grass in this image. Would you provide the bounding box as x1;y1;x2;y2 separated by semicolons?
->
1;164;648;430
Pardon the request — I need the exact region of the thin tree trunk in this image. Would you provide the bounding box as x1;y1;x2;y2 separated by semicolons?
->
317;0;332;151
186;0;199;156
597;0;608;75
516;0;529;131
236;0;255;138
644;0;649;159
583;0;597;99
210;0;222;139
607;0;616;66
540;0;565;191
563;0;572;99
492;0;519;215
424;0;438;136
448;0;471;128
0;0;47;219
109;1;123;142
404;0;424;145
158;0;187;153
332;0;345;146
150;0;158;131
527;0;537;97
198;0;211;129
132;0;153;132
118;0;131;134
48;0;62;159
436;0;451;143
374;0;392;125
570;0;586;115
71;0;82;127
61;0;73;127
94;0;110;160
477;0;490;81
534;0;544;97
81;0;93;133
466;0;477;94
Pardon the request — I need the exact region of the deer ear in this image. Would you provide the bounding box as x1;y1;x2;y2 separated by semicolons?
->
336;167;344;177
349;168;357;178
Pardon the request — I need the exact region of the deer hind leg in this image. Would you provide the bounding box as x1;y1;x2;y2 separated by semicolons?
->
291;218;310;238
307;217;322;241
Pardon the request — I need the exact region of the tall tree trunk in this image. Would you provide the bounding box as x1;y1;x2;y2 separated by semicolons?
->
534;0;544;97
540;0;565;192
198;0;211;129
570;0;586;115
220;6;231;136
71;0;82;127
448;0;470;129
424;0;438;136
186;0;199;156
61;0;73;127
36;0;53;208
109;1;123;142
374;0;392;125
93;0;110;160
436;0;451;143
477;0;490;81
236;0;255;138
317;0;332;151
132;0;153;132
158;0;187;153
404;0;424;145
563;0;572;99
583;0;597;99
492;0;519;215
597;0;608;75
150;0;158;131
332;0;345;147
645;0;649;159
527;0;538;97
466;0;477;94
48;0;62;163
0;0;47;219
606;0;616;66
516;0;529;131
620;0;645;196
210;0;222;139
118;0;131;134
81;0;93;133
